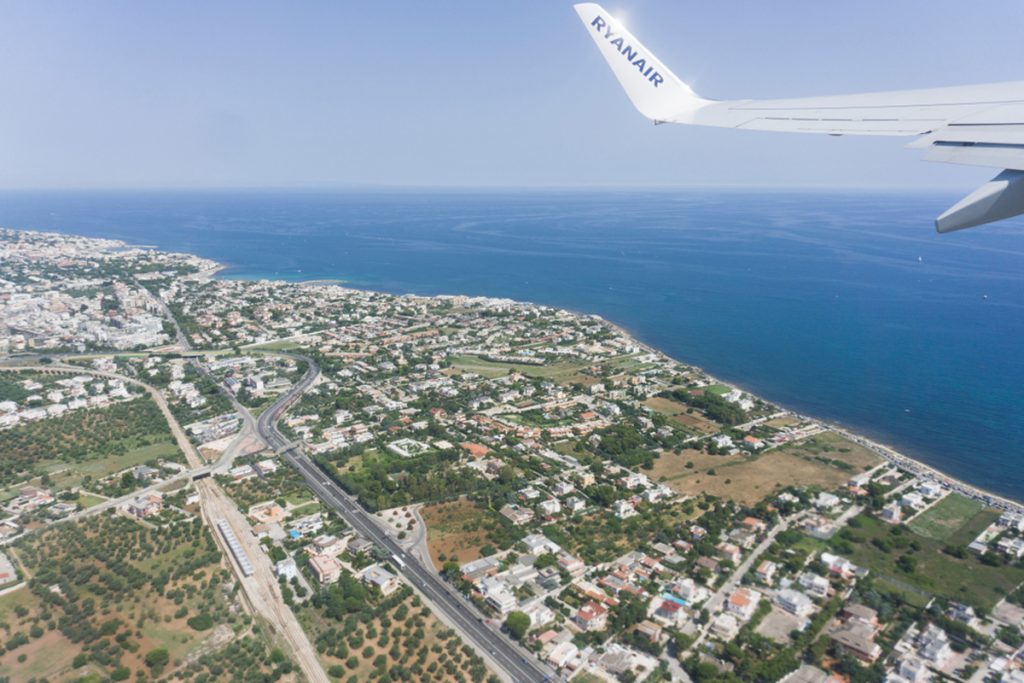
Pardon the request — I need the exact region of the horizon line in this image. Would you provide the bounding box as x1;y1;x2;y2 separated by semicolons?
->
0;183;969;194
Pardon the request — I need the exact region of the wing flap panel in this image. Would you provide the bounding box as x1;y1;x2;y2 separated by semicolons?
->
922;142;1024;171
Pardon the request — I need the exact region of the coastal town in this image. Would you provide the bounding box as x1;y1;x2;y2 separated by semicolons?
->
1;227;1023;683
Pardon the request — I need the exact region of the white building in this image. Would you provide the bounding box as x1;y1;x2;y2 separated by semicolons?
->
275;557;298;580
480;576;517;614
361;564;401;596
522;533;561;556
538;498;561;516
798;572;831;599
710;613;740;640
614;499;637;519
776;589;815;617
814;492;841;510
916;624;953;668
564;495;586;514
901;492;926;510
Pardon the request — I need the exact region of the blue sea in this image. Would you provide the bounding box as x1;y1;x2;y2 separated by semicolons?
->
1;189;1021;500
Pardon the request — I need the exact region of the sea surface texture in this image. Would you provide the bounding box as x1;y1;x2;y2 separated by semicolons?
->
1;189;1021;499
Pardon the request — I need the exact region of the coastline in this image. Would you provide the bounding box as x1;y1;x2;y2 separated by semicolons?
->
211;260;1024;513
12;227;1022;512
595;318;1024;514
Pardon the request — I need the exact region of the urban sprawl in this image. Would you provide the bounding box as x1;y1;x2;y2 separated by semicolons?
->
0;227;1022;683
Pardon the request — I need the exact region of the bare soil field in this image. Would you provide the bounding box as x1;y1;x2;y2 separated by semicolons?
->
420;498;493;569
644;397;719;433
655;448;864;507
778;432;880;472
649;448;745;483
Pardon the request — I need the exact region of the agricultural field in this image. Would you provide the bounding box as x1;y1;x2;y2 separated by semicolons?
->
907;493;988;541
445;355;588;384
300;582;497;683
598;353;659;375
643;397;719;434
777;432;880;473
0;512;291;682
175;633;297;682
248;340;305;351
0;396;183;491
831;512;1024;611
656;454;858;506
653;432;880;505
648;448;746;484
419;498;517;569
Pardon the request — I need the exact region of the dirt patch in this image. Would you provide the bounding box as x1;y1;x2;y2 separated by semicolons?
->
660;449;863;506
420;498;493;570
779;432;881;472
756;606;807;644
0;627;78;680
649;448;745;483
644;397;719;433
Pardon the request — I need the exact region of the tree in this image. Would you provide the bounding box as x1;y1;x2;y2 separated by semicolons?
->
188;613;214;631
504;611;530;640
534;553;558;570
145;647;170;673
612;596;649;631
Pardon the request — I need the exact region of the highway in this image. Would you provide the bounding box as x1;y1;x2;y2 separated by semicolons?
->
256;355;555;683
1;347;555;680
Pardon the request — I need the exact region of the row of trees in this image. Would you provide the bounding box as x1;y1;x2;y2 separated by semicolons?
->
10;512;231;680
0;396;176;486
664;388;747;426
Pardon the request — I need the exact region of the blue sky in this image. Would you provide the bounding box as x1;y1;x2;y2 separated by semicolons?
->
1;1;1022;190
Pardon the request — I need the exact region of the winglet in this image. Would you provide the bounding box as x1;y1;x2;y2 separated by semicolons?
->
574;3;712;122
935;169;1024;232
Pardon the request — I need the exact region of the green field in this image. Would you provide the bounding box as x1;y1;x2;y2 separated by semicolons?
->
907;494;984;541
283;490;315;507
286;500;322;518
502;410;573;428
49;441;179;478
0;397;181;489
599;354;658;374
447;355;587;382
0;438;179;503
75;492;107;509
779;431;881;472
834;513;1024;610
247;339;304;351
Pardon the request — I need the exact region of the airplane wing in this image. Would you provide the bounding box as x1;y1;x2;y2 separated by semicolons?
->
574;2;1024;232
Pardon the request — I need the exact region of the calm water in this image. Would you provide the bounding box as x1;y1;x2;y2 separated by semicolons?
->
1;189;1021;500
